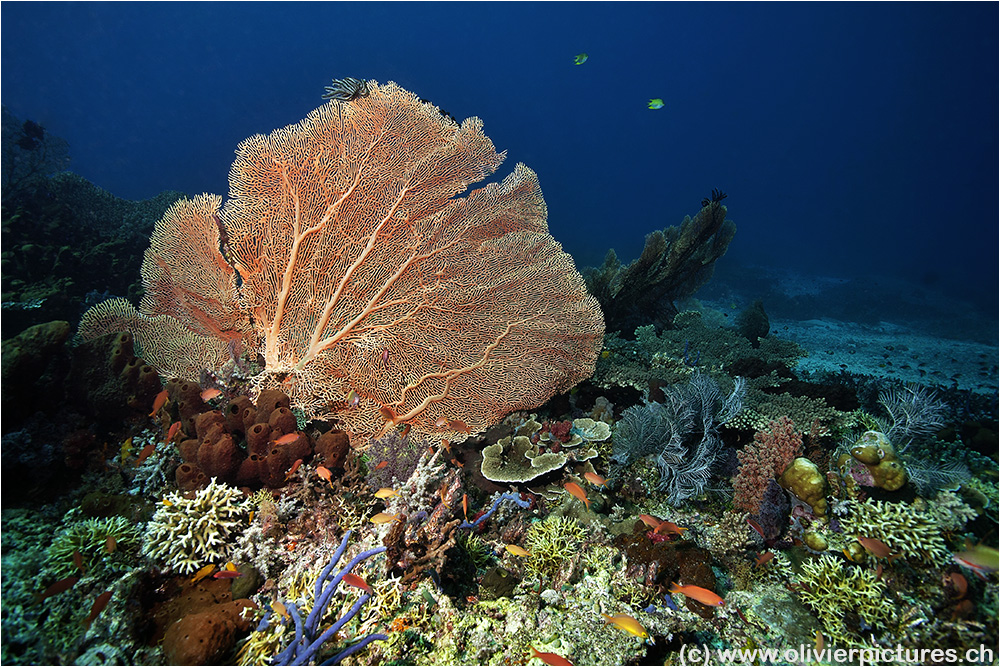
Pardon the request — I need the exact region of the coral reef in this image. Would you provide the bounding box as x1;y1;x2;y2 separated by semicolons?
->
584;200;736;336
141;478;248;574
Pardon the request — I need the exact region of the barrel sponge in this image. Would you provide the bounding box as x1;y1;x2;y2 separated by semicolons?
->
163;600;256;665
778;456;827;518
142;478;248;574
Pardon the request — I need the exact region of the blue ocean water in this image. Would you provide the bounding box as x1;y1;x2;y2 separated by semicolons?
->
3;1;996;313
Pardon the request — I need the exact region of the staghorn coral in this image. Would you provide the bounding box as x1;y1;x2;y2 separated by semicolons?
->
795;554;894;647
141;477;248;574
78;81;603;445
838;496;964;566
523;515;587;578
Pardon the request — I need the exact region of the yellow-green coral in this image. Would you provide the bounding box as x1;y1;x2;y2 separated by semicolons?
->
524;516;587;578
46;515;141;578
141;477;248;574
796;554;893;647
840;496;961;565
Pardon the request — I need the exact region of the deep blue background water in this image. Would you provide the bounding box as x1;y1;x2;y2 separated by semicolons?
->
3;2;997;313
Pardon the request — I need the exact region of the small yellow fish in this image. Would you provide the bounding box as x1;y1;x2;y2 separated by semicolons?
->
119;437;133;465
600;350;610;359
272;600;289;620
370;512;402;525
506;544;531;558
374;488;399;499
602;613;652;643
573;53;588;65
190;564;215;583
162;498;174;507
648;98;665;110
225;561;237;572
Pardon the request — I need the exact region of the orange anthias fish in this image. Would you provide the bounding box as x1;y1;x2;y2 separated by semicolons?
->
379;405;399;424
447;419;471;434
506;544;530;558
653;521;687;536
285;458;303;480
374;488;399;499
133;444;156;466
564;482;590;510
81;591;112;628
213;570;244;579
273;432;301;446
638;515;662;529
530;646;574;666
37;576;79;602
316;466;333;484
200;387;222;401
164;421;182;445
190;564;216;583
856;535;899;562
149;389;168;417
370;512;402;525
601;613;652;643
341;572;373;594
373;460;389;471
583;472;607;488
669;582;724;606
462;493;469;519
754;552;774;568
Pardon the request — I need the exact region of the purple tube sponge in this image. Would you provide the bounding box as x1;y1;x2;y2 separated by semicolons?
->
270;530;387;666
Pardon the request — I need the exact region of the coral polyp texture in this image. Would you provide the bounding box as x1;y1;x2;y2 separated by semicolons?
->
77;81;604;443
141;477;248;574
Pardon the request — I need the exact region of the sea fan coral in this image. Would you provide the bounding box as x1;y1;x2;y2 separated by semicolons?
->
77;81;603;445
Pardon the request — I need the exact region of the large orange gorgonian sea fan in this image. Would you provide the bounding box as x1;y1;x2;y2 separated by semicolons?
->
78;81;604;443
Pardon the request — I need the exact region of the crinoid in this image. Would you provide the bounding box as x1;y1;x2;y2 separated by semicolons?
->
701;188;728;207
322;76;372;128
321;76;371;102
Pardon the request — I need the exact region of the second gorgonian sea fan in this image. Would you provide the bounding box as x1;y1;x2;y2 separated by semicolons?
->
78;81;604;443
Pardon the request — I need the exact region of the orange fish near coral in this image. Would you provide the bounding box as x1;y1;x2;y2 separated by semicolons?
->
200;387;222;401
448;419;471;434
36;576;79;602
754;552;774;568
374;488;399;499
506;544;530;558
272;600;290;620
191;564;216;583
370;512;402;525
669;582;724;606
653;521;687;536
316;465;333;484
529;646;574;666
638;514;662;529
285;458;303;480
105;536;117;554
373;461;389;471
564;482;590;510
164;421;182;445
342;572;373;594
81;591;112;628
149;389;168;417
213;570;243;579
379;405;399;424
273;432;301;446
856;535;899;562
601;613;652;643
583;472;607;488
462;493;469;519
134;444;156;466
